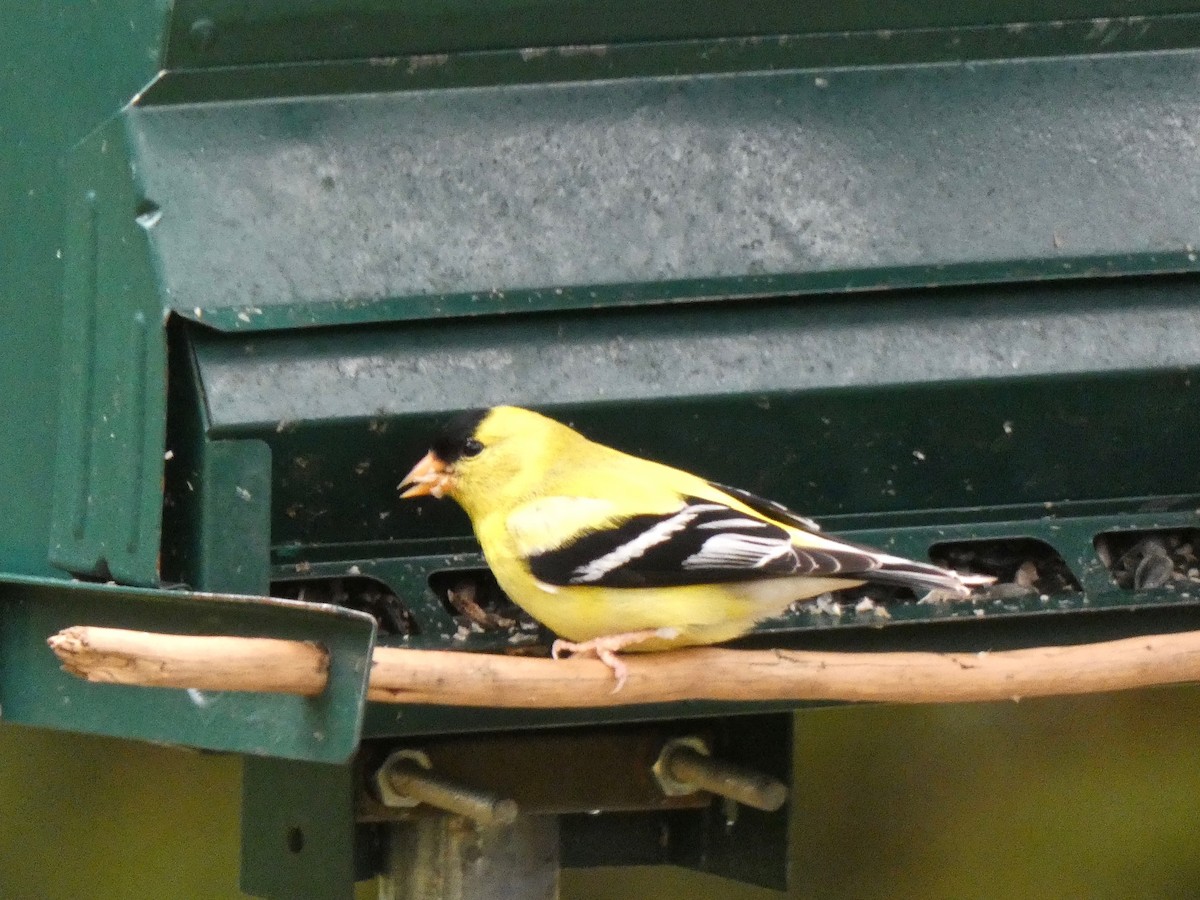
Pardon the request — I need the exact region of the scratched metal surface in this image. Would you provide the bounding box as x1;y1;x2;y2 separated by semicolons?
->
128;48;1200;331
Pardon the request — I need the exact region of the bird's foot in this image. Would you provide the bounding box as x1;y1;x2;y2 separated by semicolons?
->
551;628;681;693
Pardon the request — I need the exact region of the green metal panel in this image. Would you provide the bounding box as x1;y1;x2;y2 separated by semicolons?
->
50;118;170;586
0;574;377;763
127;49;1200;332
193;440;275;594
0;0;171;580
162;0;1200;68
145;14;1200;106
242;756;362;900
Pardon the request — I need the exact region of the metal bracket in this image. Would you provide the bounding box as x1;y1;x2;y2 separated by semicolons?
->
0;573;376;763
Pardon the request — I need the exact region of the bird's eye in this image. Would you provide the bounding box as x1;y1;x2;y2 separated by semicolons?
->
461;438;484;458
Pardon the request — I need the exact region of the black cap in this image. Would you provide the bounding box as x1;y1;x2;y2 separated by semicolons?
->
431;408;490;462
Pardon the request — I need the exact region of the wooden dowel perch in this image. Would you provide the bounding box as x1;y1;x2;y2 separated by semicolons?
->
48;625;1200;708
47;627;328;697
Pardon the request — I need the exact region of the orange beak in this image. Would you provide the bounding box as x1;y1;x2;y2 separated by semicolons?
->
398;451;454;499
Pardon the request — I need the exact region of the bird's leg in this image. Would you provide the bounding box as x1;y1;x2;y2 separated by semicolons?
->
551;628;681;692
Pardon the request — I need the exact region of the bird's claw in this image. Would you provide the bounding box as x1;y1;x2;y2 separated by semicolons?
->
597;649;629;693
550;638;576;661
551;639;630;692
550;628;681;692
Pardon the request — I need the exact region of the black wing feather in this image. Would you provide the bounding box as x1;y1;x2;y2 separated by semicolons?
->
707;481;822;532
527;497;872;589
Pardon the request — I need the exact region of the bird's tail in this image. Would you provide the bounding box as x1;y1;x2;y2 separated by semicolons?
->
860;555;995;599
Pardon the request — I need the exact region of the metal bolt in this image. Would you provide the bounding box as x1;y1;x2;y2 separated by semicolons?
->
375;749;519;826
652;737;788;812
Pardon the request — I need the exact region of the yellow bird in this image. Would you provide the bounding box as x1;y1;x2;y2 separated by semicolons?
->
400;406;989;688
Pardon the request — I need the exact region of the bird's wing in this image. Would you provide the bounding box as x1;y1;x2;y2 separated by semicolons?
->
510;495;876;589
704;480;823;532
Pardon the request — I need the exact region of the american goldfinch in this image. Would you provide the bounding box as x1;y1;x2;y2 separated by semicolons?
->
400;406;990;688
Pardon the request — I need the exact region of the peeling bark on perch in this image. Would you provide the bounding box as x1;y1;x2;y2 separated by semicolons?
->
47;626;328;696
48;625;1200;708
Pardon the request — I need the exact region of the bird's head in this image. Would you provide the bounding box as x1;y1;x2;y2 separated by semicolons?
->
399;406;575;520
